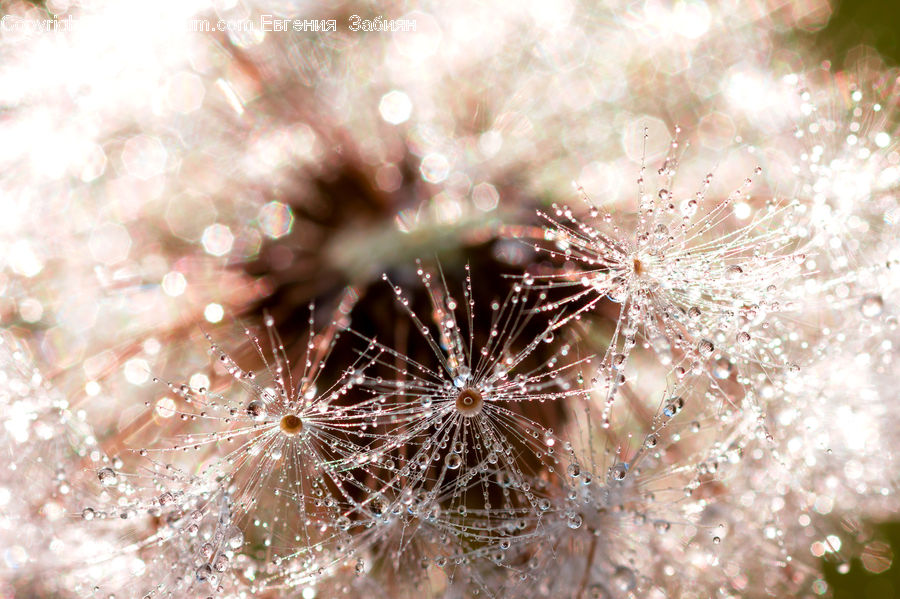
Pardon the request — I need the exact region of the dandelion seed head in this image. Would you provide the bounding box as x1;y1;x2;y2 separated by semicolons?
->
3;4;899;596
279;413;304;436
454;387;484;417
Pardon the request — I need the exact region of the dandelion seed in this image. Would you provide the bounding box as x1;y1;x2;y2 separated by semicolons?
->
350;262;590;549
533;137;807;426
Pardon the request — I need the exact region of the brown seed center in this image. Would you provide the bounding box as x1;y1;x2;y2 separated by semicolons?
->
455;388;484;417
633;257;644;276
279;414;304;436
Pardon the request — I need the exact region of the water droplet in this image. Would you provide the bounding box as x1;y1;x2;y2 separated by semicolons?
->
97;467;117;487
493;364;508;380
200;542;213;558
567;513;583;529
663;397;684;418
860;294;884;318
246;400;267;421
453;366;471;388
221;528;242;550
445;453;462;470
612;566;636;591
609;462;629;481
195;563;213;584
371;495;388;516
726;265;743;279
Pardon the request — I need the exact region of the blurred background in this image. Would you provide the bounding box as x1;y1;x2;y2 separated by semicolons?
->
814;4;900;597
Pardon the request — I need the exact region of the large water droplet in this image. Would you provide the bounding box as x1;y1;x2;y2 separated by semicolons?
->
97;467;117;487
609;462;629;481
226;526;244;549
567;513;583;529
445;453;462;470
246;400;267;421
195;563;213;584
860;294;884;318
